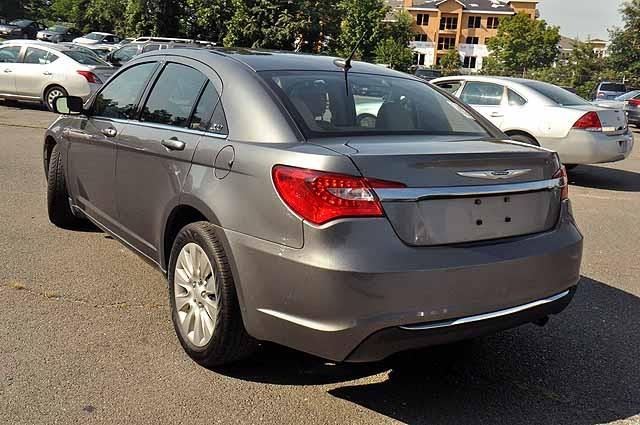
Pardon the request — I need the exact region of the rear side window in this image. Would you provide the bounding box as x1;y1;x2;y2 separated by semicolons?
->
141;63;207;127
0;46;21;63
435;80;462;94
142;44;161;53
460;82;504;106
507;89;527;106
112;45;139;63
93;62;157;119
24;48;59;64
190;82;226;133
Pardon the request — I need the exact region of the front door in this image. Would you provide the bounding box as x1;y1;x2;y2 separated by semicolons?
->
66;61;158;229
115;60;220;261
459;81;506;128
0;45;22;95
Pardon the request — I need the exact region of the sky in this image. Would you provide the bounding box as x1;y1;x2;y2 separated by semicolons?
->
538;0;625;41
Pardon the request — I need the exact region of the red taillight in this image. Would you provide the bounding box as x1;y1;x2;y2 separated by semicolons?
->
553;165;569;200
272;165;405;225
596;92;606;98
628;99;640;107
572;111;602;132
76;70;102;84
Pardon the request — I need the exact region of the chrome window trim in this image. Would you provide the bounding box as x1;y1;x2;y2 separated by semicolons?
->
399;289;571;331
375;177;563;202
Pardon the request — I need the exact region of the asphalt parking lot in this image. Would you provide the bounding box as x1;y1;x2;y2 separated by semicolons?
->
1;101;639;425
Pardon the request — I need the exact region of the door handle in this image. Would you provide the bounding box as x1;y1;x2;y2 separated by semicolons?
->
43;71;52;76
101;127;117;138
161;138;186;151
3;69;11;73
490;112;504;118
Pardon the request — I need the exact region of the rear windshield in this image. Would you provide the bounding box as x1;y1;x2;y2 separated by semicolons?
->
84;33;104;40
600;83;626;92
262;71;490;138
47;25;66;32
10;20;31;27
64;50;109;66
519;80;590;106
616;90;640;101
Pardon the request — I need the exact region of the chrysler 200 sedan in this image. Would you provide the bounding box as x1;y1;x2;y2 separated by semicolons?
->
44;48;583;366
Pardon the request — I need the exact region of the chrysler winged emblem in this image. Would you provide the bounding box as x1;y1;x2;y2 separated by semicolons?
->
457;169;532;180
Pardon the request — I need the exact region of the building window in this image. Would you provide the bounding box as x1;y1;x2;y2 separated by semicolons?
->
414;53;426;65
417;13;429;26
415;34;429;42
437;36;456;50
487;17;500;29
463;56;477;69
467;16;481;28
440;16;458;30
465;37;479;45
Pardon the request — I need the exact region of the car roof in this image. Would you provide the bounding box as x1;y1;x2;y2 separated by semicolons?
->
152;47;413;78
86;32;112;36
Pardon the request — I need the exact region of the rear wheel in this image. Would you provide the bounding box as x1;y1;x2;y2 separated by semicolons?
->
509;133;539;146
168;222;258;366
44;85;68;112
47;144;84;229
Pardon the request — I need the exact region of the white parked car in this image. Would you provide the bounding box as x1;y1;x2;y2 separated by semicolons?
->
0;41;116;111
72;32;120;45
432;76;634;167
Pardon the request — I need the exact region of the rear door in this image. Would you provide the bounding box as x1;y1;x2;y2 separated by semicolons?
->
115;58;218;260
66;61;158;229
0;45;21;95
15;46;59;98
459;81;506;128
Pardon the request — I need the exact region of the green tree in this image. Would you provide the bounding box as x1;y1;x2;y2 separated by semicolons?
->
374;11;414;71
335;0;389;60
608;0;640;87
182;0;233;42
439;49;462;76
483;12;560;75
223;0;300;49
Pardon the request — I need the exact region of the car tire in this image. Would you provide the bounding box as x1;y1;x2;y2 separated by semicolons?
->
44;85;68;112
509;133;540;146
47;144;84;229
168;222;258;367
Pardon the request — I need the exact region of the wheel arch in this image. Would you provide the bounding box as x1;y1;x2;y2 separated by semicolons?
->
504;129;540;146
43;134;57;178
41;83;67;102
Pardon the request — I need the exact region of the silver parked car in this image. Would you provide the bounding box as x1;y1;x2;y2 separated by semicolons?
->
0;41;115;111
44;48;583;365
433;76;634;167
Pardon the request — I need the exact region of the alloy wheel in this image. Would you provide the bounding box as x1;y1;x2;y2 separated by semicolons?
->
173;243;217;347
47;89;65;110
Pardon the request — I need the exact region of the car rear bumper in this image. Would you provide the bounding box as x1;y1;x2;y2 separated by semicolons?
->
541;129;634;165
222;200;583;362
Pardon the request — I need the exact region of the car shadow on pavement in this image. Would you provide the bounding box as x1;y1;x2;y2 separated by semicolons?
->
569;165;640;192
219;277;640;424
0;99;48;112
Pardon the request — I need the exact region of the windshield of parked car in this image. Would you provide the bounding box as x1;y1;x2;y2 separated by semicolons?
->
47;25;67;32
600;83;626;92
519;80;590;106
84;33;104;40
9;20;31;27
262;71;490;138
615;90;640;101
64;50;109;66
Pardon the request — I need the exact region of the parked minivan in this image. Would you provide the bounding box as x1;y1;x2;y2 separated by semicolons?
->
592;81;627;100
44;48;582;366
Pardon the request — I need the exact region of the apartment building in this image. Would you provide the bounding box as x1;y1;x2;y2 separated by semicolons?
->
387;0;540;71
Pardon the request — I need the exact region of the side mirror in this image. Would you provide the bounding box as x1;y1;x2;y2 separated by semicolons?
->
53;96;84;115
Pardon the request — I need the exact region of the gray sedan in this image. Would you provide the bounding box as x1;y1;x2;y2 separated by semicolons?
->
43;48;583;365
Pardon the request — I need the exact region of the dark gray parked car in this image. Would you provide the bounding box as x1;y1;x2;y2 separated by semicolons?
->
43;48;583;366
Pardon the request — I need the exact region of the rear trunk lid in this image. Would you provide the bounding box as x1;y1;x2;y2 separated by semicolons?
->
312;136;563;246
87;65;117;84
566;105;628;134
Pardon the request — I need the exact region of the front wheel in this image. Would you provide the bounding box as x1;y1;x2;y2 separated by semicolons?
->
168;222;258;366
47;144;84;228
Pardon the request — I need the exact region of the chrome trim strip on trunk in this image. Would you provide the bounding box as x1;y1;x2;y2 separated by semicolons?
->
399;290;571;331
375;178;563;202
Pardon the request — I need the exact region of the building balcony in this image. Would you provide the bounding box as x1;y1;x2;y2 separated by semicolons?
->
458;43;490;57
409;41;435;52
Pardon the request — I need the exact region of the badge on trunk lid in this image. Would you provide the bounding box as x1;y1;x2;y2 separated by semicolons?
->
457;169;532;180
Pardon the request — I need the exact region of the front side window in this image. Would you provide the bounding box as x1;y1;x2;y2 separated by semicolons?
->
460;82;504;106
0;46;21;63
141;63;206;127
262;71;490;138
23;48;59;65
93;62;157;119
